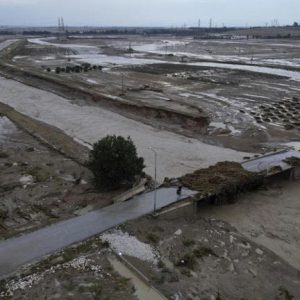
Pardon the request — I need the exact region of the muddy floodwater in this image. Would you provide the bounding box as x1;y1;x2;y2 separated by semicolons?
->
109;257;167;300
4;35;299;156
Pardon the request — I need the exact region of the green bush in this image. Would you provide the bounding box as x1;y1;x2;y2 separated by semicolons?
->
146;233;160;245
0;151;9;159
193;247;217;259
182;239;196;247
87;135;145;191
28;166;50;182
0;209;8;220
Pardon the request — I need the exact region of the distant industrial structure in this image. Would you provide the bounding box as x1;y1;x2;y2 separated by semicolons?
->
57;17;67;40
0;21;299;39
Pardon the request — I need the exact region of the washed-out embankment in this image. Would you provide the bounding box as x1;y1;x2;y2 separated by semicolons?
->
0;60;209;134
0;101;89;165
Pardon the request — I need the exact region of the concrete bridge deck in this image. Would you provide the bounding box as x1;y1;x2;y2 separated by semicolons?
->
242;149;300;176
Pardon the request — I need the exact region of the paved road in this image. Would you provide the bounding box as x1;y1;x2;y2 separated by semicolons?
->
0;187;196;279
242;150;300;173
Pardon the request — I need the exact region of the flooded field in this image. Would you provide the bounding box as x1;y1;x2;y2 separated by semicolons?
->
2;35;299;155
0;76;250;182
0;33;300;300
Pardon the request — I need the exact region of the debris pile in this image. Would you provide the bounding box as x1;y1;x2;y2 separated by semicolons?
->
180;162;263;204
101;230;158;265
284;156;300;167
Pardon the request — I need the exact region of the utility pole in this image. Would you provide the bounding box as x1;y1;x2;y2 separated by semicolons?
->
121;73;125;95
198;19;201;37
61;17;65;32
209;18;213;29
128;42;132;57
149;147;158;215
58;17;66;40
57;17;61;40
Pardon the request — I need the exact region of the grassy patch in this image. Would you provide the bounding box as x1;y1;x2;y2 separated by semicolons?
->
32;204;58;219
146;233;160;245
28;166;50;182
182;239;196;247
0;151;9;159
0;208;8;220
114;277;131;291
152;225;164;233
193;247;217;259
61;238;109;263
278;286;294;300
216;291;222;300
152;274;165;285
175;247;217;270
157;260;165;269
89;282;103;297
283;157;300;167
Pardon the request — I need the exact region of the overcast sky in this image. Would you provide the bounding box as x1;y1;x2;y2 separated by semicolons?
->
0;0;299;27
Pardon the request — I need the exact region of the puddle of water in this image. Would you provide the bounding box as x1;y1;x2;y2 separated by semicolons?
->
108;257;166;300
209;121;227;130
28;38;97;50
26;37;300;81
187;62;300;81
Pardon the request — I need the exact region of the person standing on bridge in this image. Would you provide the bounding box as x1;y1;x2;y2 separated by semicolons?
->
177;184;183;200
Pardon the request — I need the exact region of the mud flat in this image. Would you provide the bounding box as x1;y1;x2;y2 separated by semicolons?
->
199;178;300;270
103;207;300;300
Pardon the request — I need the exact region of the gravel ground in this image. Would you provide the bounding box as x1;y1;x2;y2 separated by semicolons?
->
101;229;159;264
